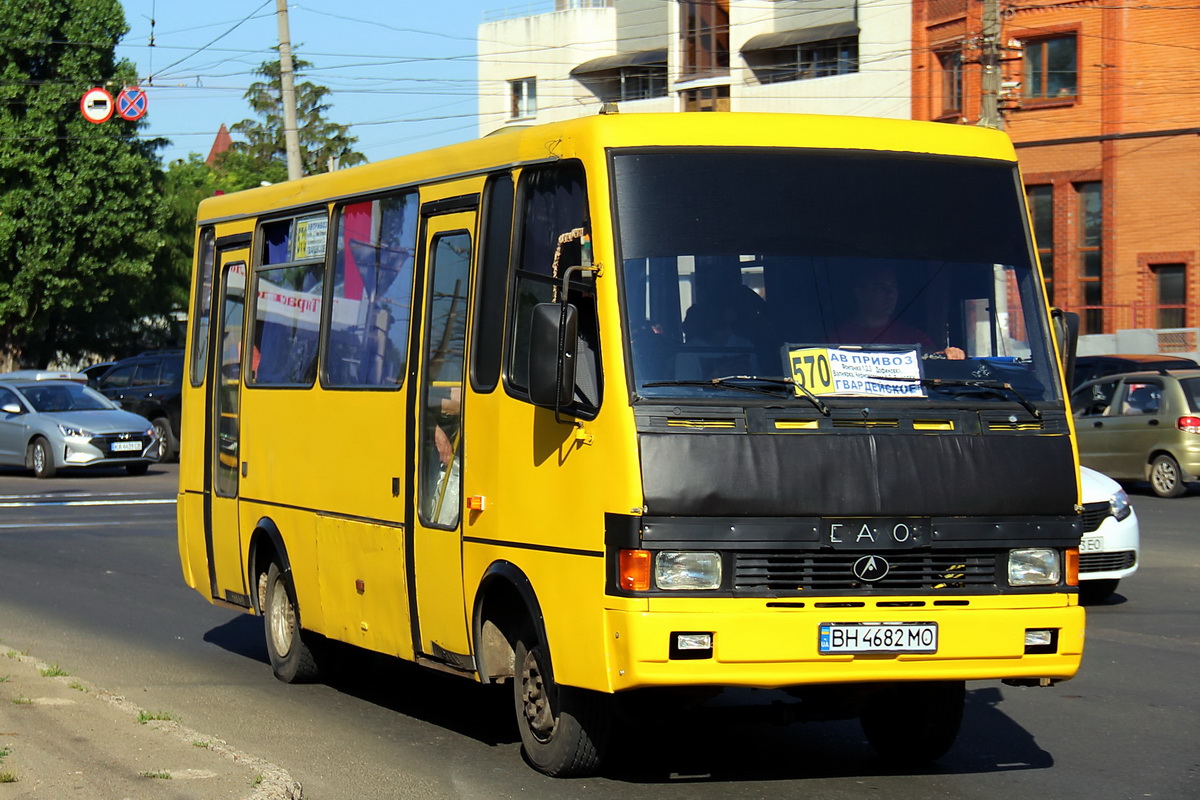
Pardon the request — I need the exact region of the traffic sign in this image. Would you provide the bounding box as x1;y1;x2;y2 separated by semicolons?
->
115;87;148;121
80;87;114;124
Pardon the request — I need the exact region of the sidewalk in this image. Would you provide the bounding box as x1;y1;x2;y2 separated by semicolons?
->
0;646;302;799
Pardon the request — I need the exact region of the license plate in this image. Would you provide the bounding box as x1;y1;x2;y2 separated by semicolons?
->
819;622;938;654
1080;536;1103;552
111;441;142;452
821;518;930;549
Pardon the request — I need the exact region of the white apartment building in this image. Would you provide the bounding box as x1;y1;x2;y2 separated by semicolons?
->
477;0;912;137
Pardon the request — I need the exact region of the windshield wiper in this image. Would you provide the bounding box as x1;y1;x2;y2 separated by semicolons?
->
870;376;1041;419
644;376;830;416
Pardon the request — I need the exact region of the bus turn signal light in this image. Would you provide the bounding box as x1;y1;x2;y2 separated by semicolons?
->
619;549;651;591
1065;548;1079;586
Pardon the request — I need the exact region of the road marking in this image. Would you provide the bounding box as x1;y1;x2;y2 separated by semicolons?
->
0;498;175;508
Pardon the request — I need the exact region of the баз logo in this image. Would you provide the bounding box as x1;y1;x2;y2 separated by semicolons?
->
852;555;890;582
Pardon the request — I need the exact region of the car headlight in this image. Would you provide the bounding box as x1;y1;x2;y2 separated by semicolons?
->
655;551;722;590
1110;489;1132;521
57;423;94;438
1008;548;1061;586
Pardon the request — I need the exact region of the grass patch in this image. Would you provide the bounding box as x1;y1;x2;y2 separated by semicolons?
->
11;696;32;706
68;681;88;692
0;771;16;784
140;770;172;779
192;740;211;749
0;674;9;682
137;710;180;725
39;664;68;678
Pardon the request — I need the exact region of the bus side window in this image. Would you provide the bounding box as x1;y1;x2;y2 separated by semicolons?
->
471;172;514;393
507;161;602;415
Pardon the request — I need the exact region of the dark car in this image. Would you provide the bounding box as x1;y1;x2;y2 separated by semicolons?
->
1072;353;1198;390
94;350;183;462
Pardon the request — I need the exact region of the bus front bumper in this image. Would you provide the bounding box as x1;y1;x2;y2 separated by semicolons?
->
603;597;1084;692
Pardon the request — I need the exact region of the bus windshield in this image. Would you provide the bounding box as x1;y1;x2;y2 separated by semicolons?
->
614;148;1060;405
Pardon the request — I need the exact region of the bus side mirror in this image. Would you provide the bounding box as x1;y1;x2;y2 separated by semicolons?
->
529;301;578;411
1051;308;1079;391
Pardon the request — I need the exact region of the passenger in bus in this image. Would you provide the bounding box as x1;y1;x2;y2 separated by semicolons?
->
836;263;965;359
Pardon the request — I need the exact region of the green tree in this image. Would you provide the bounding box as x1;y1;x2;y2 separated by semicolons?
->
230;57;366;176
0;0;165;369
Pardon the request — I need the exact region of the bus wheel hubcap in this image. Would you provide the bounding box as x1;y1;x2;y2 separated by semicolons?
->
520;650;555;741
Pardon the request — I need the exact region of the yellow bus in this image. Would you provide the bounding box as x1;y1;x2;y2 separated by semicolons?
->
178;112;1085;777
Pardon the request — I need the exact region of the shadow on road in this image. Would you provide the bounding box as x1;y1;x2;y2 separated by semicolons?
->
203;612;1054;784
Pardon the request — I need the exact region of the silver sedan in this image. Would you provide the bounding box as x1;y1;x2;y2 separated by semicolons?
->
0;373;158;478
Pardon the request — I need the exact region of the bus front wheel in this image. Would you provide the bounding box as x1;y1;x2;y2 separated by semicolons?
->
513;631;611;777
860;680;965;763
262;562;321;683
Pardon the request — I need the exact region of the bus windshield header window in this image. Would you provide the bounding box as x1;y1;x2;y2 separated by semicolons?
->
614;149;1058;404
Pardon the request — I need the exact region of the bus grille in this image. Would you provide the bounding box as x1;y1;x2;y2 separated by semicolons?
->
1080;502;1111;533
733;551;995;593
1080;550;1136;573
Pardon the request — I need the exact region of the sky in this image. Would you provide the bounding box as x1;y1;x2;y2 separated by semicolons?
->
113;1;508;165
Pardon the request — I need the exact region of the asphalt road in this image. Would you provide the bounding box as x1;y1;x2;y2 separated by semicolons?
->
0;463;1196;799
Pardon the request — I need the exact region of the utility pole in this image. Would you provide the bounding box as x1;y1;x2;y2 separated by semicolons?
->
275;0;303;180
978;0;1004;129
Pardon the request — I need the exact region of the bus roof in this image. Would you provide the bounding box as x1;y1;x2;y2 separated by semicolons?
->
197;112;1017;224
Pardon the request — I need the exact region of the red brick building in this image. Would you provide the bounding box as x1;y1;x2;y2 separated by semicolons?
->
914;0;1200;337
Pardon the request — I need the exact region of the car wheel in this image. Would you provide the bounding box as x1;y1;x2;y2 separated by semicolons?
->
28;437;56;479
860;681;965;764
262;562;322;683
1149;454;1186;498
1080;579;1119;604
513;628;611;777
150;417;175;462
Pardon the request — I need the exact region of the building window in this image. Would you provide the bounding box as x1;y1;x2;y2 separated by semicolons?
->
682;85;730;112
752;37;858;84
938;49;963;116
582;64;668;103
1027;185;1054;300
681;0;729;79
617;65;668;101
1153;264;1187;329
1077;182;1102;333
1023;35;1077;102
510;77;536;119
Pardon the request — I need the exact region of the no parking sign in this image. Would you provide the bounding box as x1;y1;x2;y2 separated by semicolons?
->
115;87;148;121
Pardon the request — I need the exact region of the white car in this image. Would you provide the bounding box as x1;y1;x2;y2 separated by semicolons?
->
1078;466;1140;603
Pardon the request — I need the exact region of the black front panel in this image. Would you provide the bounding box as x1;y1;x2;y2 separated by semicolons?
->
639;431;1077;517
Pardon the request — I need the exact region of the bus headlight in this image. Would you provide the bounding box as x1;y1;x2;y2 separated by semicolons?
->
1008;548;1061;586
655;551;722;590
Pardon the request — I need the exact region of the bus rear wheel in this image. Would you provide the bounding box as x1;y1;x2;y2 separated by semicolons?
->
860;680;965;764
513;631;611;777
262;562;321;683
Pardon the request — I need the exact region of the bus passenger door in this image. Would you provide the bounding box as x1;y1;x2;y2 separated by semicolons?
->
409;207;475;664
205;250;250;606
